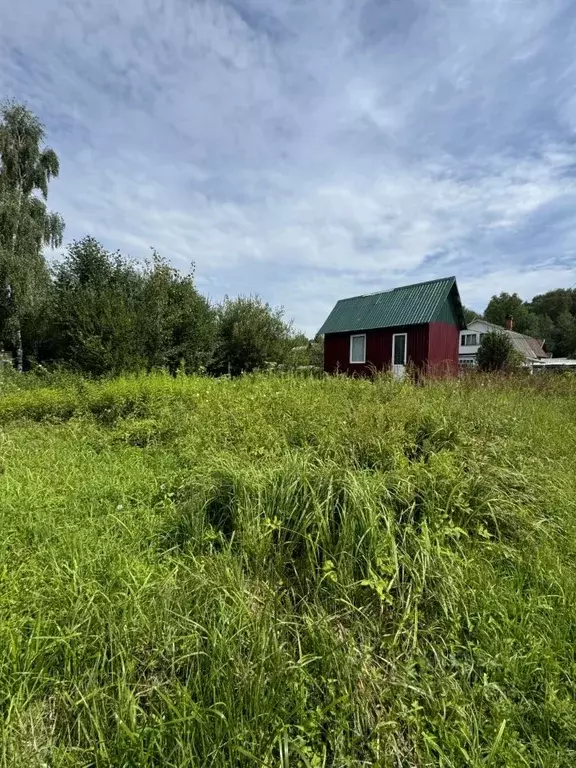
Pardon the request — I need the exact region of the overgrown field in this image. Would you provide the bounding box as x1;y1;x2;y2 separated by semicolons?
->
1;372;576;767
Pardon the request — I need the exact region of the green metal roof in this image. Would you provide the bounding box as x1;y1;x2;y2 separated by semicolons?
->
318;276;466;335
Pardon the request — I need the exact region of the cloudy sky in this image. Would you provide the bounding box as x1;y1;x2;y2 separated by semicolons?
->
2;0;576;333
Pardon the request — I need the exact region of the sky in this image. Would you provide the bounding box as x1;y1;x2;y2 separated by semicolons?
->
1;0;576;335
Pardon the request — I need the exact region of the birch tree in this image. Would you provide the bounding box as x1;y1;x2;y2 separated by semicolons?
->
0;100;64;370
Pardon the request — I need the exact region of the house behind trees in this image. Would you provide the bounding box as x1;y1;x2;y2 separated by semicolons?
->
459;318;548;369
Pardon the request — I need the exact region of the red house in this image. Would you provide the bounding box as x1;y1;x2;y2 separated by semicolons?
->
319;276;466;377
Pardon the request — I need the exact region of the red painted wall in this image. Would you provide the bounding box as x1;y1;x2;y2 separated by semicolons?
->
427;322;459;374
324;324;429;374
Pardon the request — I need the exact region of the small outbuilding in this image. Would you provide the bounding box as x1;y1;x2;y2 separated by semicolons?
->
318;276;466;378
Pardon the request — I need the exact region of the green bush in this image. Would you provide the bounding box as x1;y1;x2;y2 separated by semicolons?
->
476;330;523;372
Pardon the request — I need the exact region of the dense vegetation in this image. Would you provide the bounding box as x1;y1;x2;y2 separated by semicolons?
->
0;101;320;376
1;231;320;376
1;370;575;766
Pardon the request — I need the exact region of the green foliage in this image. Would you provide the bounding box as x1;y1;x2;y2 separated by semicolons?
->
0;100;64;370
554;310;576;358
1;228;303;377
462;304;481;324
484;292;531;332
1;372;576;765
48;237;145;375
211;295;293;375
139;251;215;374
530;288;576;323
284;332;324;371
45;238;216;376
476;330;522;372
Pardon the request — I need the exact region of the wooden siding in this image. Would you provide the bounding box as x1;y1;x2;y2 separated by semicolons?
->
427;321;460;373
324;324;429;374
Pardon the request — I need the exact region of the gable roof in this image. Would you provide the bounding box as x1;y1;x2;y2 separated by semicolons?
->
467;319;548;360
319;276;466;335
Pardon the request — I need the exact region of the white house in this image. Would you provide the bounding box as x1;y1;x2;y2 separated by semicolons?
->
459;318;548;368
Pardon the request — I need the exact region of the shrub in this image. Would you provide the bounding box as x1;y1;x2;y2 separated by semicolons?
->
476;329;522;371
211;295;293;376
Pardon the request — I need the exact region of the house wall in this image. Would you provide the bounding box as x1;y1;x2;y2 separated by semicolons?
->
427;322;460;373
324;324;429;374
458;319;489;364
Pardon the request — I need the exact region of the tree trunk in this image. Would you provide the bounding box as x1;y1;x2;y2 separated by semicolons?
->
15;321;23;373
10;192;23;372
5;282;23;372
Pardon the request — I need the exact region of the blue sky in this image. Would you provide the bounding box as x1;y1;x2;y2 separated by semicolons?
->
2;0;576;334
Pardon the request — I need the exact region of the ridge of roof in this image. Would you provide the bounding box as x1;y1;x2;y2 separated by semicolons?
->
318;276;464;335
335;276;457;304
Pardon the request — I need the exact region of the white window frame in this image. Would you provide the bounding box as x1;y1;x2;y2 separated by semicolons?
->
349;334;366;364
461;333;478;347
392;333;408;366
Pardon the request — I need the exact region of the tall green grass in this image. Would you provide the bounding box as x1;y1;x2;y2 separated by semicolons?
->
1;371;576;766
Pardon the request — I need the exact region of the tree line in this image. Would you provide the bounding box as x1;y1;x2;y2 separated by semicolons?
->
464;288;576;358
0;100;320;376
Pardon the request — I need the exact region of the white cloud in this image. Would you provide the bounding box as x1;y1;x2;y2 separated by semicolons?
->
461;267;576;310
1;0;576;335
